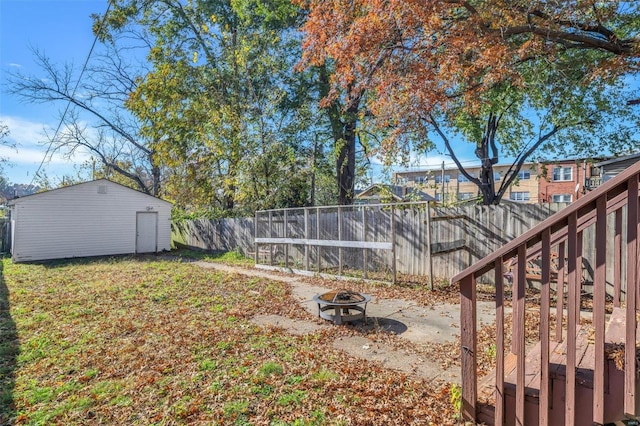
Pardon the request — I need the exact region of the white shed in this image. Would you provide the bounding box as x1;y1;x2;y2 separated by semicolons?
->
8;179;173;262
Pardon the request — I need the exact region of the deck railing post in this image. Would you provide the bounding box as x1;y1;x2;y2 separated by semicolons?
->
614;208;623;307
566;212;578;426
460;274;477;421
593;196;607;424
494;259;505;425
540;229;551;425
625;174;638;416
556;241;566;342
576;231;583;326
515;244;526;424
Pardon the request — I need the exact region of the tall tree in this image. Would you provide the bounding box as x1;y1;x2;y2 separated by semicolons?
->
100;0;330;214
7;46;161;195
294;0;384;205
296;0;640;204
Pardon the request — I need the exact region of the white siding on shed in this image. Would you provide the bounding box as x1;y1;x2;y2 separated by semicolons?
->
9;180;172;262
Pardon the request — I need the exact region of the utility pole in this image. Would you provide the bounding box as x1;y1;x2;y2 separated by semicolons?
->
441;161;445;204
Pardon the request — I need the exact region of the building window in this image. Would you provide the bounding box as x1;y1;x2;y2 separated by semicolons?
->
494;172;501;181
434;174;451;184
396;177;407;185
552;166;573;182
518;171;531;180
414;176;425;184
510;191;530;202
552;194;572;203
458;174;472;183
458;192;475;201
435;193;442;202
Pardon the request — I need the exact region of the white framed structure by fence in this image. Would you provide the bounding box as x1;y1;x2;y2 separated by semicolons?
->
254;202;435;284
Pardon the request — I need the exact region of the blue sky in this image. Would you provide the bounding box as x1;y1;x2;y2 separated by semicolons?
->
0;0;109;185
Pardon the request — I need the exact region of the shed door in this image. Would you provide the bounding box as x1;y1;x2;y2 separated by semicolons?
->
136;212;158;253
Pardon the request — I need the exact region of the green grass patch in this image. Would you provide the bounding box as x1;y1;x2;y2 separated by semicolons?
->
174;248;253;266
258;361;283;377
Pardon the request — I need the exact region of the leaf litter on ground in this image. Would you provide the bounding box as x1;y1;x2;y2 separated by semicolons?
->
1;256;462;425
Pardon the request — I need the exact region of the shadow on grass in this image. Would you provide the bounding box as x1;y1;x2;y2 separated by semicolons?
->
30;253;174;269
28;248;251;270
0;260;17;424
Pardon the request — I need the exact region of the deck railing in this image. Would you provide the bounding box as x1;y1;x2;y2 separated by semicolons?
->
451;160;640;425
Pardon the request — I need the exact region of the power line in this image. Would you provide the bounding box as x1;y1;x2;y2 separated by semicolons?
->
27;0;112;191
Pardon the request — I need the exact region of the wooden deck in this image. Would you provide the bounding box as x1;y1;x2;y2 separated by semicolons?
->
477;308;639;425
452;161;640;425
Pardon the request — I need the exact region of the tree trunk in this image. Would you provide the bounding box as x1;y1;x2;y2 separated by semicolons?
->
150;152;161;197
317;64;361;206
337;106;358;205
475;113;500;205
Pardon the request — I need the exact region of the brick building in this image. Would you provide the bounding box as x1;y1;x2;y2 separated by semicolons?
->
537;160;593;204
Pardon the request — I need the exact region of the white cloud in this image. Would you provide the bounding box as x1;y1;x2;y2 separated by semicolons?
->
1;114;92;164
1;115;48;146
0;115;93;183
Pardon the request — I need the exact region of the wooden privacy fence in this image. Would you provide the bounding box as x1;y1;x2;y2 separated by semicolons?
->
254;203;426;284
172;202;572;280
171;217;254;254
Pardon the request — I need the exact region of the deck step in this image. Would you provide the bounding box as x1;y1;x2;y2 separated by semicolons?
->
478;326;594;403
477;309;639;425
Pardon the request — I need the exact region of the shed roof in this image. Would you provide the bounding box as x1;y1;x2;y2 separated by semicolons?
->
8;179;172;206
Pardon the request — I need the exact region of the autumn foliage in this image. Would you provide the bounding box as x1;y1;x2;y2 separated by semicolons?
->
295;1;640;204
297;0;638;125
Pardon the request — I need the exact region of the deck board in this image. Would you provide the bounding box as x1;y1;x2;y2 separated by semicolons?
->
486;326;596;401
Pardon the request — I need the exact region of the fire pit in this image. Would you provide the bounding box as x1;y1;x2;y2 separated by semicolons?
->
313;289;371;325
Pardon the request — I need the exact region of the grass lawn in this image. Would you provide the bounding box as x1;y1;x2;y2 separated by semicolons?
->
0;256;458;425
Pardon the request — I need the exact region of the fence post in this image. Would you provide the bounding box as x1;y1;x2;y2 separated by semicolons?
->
427;203;434;290
338;206;343;276
391;204;397;284
254;211;258;265
317;207;321;273
363;206;368;279
284;210;289;269
268;211;273;266
304;208;309;271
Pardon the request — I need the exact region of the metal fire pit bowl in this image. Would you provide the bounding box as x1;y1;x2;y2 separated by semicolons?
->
312;289;371;325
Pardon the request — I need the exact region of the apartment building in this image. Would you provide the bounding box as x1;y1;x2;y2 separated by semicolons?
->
393;159;593;205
